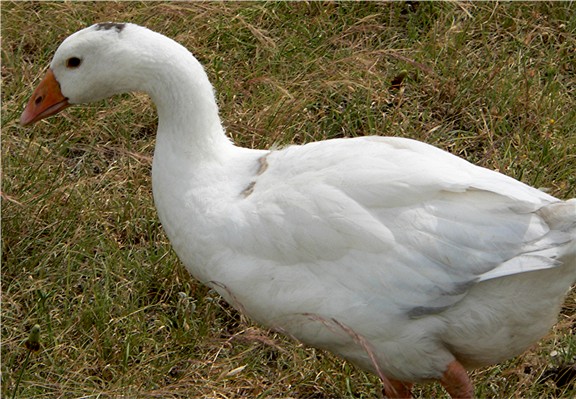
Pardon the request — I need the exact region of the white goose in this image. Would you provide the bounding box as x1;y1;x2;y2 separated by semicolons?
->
21;23;575;398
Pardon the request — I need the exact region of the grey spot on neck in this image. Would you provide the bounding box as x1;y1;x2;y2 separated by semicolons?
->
257;153;269;175
241;153;271;198
241;181;256;198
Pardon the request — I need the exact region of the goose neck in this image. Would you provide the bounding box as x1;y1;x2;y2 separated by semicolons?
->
140;38;233;163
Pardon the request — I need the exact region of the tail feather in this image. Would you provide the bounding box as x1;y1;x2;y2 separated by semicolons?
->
479;199;576;283
539;199;576;280
538;199;576;233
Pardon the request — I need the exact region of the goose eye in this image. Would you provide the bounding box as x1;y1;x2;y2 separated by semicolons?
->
66;57;82;68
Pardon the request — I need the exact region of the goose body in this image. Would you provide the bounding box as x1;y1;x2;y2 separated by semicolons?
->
21;23;576;398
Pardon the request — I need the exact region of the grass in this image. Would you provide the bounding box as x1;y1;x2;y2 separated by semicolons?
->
2;2;575;398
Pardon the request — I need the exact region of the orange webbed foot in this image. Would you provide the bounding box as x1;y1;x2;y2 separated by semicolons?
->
440;360;474;399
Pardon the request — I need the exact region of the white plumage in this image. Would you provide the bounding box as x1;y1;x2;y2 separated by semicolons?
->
21;23;576;398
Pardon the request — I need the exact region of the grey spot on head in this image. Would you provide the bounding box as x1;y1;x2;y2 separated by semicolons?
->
95;22;126;32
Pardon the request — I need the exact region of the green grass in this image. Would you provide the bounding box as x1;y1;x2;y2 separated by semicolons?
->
2;2;575;398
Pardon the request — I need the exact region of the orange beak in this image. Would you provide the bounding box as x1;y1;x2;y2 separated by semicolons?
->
20;69;70;126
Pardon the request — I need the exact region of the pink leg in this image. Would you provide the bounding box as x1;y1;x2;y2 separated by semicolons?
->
440;360;474;399
382;379;413;398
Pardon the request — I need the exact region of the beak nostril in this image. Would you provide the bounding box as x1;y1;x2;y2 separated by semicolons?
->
20;69;68;126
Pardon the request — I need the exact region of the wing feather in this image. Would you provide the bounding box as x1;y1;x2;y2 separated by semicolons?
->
226;137;568;317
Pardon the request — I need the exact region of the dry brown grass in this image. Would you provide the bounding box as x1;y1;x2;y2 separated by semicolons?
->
2;2;575;398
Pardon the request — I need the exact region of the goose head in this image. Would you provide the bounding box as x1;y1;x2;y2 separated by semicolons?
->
20;22;200;126
21;22;230;169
